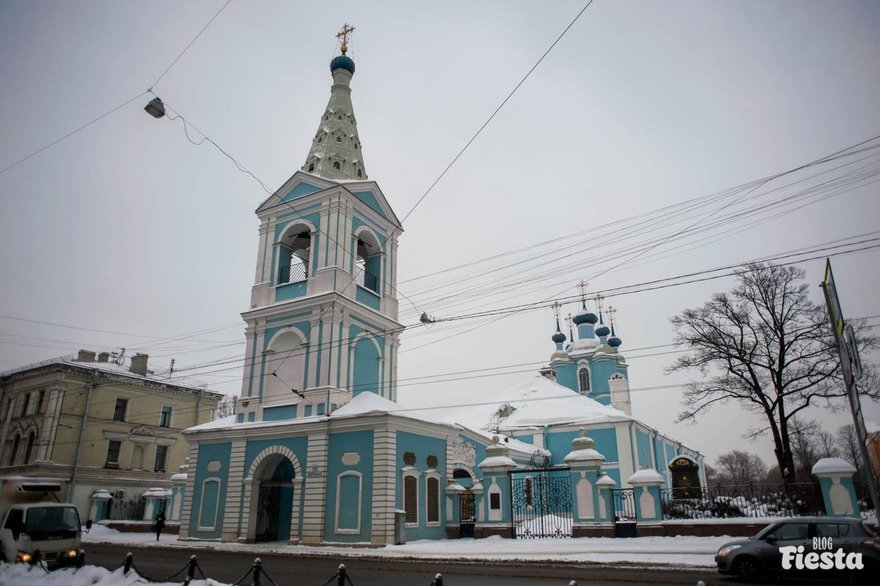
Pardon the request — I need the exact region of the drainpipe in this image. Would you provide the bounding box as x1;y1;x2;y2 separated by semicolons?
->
195;389;202;425
69;372;97;503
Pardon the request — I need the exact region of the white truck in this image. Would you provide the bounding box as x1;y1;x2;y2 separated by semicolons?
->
0;478;81;568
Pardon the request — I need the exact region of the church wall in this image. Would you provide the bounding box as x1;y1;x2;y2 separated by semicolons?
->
188;442;231;540
282;181;322;202
635;428;652;469
244;436;309;477
545;427;618;467
589;357;617;404
653;435;670;483
395;431;446;541
324;429;374;542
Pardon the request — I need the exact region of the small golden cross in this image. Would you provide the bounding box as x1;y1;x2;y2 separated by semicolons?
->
336;23;356;54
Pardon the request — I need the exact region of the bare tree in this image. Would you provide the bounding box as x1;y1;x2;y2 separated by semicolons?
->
715;450;769;485
835;424;867;482
669;263;878;485
789;418;839;481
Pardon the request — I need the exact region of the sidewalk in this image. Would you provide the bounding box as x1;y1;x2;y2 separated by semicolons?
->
82;524;727;568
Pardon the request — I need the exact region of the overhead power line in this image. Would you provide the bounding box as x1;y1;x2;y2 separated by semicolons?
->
0;92;147;175
400;0;596;223
149;0;235;91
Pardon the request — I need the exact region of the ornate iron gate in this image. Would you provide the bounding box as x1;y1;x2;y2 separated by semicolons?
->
510;467;572;538
611;488;637;537
254;481;282;542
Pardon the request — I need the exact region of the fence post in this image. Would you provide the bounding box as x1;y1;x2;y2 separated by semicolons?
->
337;563;347;586
431;573;443;586
183;554;198;585
76;549;86;569
123;552;133;575
252;558;262;586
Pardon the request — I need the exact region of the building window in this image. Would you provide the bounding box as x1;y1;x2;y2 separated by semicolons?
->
160;406;172;428
333;161;341;170
8;434;21;465
578;367;591;395
308;163;315;172
105;440;121;468
20;393;30;417
23;432;36;464
403;474;418;525
113;398;128;422
357;169;362;178
490;492;501;510
336;135;342;142
154;445;168;472
36;390;45;413
426;476;440;524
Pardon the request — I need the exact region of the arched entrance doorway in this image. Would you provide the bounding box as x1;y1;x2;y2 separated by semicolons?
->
254;457;295;542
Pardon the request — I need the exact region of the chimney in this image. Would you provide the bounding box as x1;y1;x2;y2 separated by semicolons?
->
76;350;96;362
97;352;110;363
129;353;149;376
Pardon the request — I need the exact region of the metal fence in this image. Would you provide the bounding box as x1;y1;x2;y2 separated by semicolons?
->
659;482;824;520
278;263;308;284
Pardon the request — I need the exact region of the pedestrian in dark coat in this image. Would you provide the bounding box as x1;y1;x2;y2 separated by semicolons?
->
155;510;166;541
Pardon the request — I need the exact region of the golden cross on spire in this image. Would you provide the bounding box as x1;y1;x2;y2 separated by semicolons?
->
336;23;356;54
607;305;617;325
578;280;588;307
596;293;605;318
551;300;561;321
566;313;574;339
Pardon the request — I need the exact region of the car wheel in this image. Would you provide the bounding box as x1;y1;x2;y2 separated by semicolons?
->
733;556;761;581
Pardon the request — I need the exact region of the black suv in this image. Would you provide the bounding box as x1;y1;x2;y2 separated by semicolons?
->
715;517;879;581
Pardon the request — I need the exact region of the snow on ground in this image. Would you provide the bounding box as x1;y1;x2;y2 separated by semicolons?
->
79;523;728;566
0;523;735;585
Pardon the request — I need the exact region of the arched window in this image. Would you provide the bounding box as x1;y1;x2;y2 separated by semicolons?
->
23;431;35;464
308;163;315;172
578;366;591;395
278;229;311;284
426;475;440;524
355;235;380;294
357;169;362;178
8;434;20;466
333;161;341;170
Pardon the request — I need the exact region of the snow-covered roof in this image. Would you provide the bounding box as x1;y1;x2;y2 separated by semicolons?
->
426;374;631;432
811;457;857;476
627;469;665;485
0;354;220;396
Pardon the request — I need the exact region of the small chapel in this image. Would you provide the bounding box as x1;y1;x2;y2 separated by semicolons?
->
179;30;705;545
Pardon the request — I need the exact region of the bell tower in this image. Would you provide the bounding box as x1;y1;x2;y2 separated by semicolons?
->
237;28;403;423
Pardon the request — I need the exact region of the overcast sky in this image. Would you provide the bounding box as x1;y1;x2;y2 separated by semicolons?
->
1;0;879;465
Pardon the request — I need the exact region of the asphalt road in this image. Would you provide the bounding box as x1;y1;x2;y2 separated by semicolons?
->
82;543;769;586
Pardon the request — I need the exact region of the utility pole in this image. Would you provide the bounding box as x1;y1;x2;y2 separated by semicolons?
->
820;259;879;524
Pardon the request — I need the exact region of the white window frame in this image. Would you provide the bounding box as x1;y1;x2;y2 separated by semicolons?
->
577;363;591;396
424;470;441;527
197;478;221;531
334;471;363;535
402;468;421;527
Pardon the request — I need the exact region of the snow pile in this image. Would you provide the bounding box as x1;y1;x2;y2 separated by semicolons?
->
0;562;228;586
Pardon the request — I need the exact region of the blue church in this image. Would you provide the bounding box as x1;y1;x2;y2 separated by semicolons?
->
179;36;704;545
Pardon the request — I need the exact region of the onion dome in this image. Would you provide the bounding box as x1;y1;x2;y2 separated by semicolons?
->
572;309;598;325
552;331;567;344
595;323;610;338
608;322;622;347
330;54;355;74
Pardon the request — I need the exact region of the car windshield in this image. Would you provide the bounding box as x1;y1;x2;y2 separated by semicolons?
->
24;506;80;539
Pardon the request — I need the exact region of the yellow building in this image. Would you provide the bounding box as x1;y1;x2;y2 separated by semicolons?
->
0;350;222;521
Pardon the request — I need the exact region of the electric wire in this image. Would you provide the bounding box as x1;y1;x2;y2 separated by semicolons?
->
0;92;148;175
400;0;596;223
